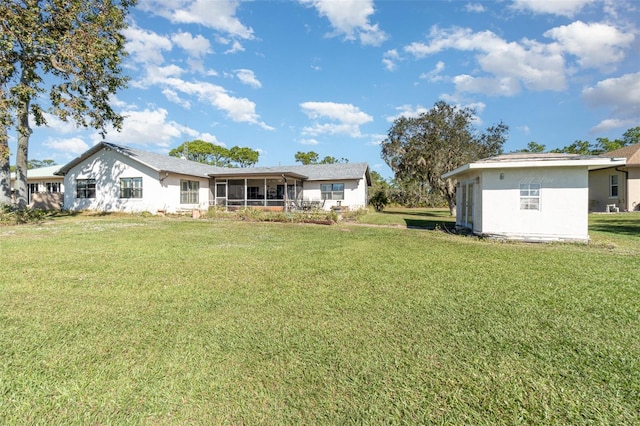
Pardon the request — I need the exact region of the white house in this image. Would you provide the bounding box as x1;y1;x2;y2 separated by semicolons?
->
10;165;65;209
54;142;371;214
588;143;640;212
442;153;626;242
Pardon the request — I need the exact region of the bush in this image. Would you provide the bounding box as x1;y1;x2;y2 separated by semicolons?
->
0;205;50;225
369;189;389;212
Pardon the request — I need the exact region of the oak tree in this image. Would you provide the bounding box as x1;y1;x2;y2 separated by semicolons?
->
381;101;508;214
0;0;135;207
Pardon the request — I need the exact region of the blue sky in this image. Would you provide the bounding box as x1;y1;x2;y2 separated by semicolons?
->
14;0;640;178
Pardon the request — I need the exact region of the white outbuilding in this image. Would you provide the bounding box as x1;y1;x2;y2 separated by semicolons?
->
442;153;626;242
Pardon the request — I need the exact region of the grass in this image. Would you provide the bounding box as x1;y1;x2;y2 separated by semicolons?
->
356;207;455;229
1;212;639;424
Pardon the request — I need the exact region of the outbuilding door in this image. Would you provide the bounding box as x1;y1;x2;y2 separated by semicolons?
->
460;181;474;229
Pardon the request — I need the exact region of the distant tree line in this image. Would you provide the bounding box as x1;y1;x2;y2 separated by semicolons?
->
520;126;640;155
294;151;348;165
169;140;259;168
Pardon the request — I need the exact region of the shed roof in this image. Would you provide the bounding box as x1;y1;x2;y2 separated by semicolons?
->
442;152;626;179
10;165;63;180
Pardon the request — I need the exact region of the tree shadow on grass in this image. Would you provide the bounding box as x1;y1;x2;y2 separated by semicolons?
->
404;218;455;230
590;217;640;238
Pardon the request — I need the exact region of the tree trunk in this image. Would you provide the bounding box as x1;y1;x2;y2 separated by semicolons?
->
447;197;456;216
15;96;31;209
0;123;11;206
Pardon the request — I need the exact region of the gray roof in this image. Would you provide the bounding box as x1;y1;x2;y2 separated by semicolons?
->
55;142;229;177
10;165;63;180
56;142;371;184
209;162;371;183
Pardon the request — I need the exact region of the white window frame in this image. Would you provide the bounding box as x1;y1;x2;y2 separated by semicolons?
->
520;183;540;211
609;175;619;198
180;179;199;204
120;177;143;199
321;183;344;200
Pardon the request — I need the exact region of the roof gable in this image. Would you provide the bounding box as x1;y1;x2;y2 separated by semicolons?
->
604;143;640;166
56;142;227;177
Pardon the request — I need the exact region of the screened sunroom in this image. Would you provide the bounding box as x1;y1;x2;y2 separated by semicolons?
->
210;172;305;211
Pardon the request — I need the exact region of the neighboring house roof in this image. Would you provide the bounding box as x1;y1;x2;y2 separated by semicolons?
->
55;142;372;185
55;142;228;178
10;165;63;180
442;152;626;179
603;143;640;166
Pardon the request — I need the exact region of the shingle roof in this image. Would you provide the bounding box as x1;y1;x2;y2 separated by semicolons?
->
210;162;371;183
56;142;371;184
10;165;63;180
55;142;228;177
604;143;640;166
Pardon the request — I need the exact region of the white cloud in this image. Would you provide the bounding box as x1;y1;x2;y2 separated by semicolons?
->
382;49;401;71
43;137;89;155
465;3;485;13
386;104;431;122
140;0;254;39
162;88;191;109
544;21;634;69
300;0;388;46
511;0;596;17
419;61;446;82
299;138;320;145
582;72;640;132
300;101;373;137
404;26;567;95
123;26;172;65
171;31;212;58
235;69;262;88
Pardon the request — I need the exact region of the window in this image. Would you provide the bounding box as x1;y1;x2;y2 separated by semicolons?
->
180;180;199;204
610;175;619;198
520;183;540;210
76;179;96;198
321;183;345;200
120;177;143;198
46;182;61;193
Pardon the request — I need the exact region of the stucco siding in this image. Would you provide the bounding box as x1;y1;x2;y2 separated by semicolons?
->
628;168;640;211
588;168;626;212
302;176;368;210
62;148;214;213
480;167;589;241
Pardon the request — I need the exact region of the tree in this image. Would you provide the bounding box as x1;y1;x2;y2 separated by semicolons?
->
28;159;56;169
381;101;508;215
521;141;546;153
169;140;259;167
1;0;135;207
228;146;259;167
294;151;320;165
550;140;593;155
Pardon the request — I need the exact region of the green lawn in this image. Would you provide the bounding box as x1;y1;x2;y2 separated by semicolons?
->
1;212;639;424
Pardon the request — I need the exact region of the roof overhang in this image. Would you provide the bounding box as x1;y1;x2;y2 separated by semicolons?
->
442;156;627;179
208;170;308;179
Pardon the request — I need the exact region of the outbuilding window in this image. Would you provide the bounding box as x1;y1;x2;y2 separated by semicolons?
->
180;180;199;204
520;183;540;210
321;183;344;200
610;175;619;198
120;177;143;198
76;179;96;199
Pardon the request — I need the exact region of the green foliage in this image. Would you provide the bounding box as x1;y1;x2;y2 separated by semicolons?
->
27;159;56;169
0;206;50;225
520;141;546;153
369;189;389;212
295;151;320;164
1;0;136;207
294;151;348;165
381;101;508;213
169;140;259;167
549;127;640;155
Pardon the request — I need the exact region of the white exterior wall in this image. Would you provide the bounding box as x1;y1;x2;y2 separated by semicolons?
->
479;167;590;241
63;149;209;213
302;176;368;210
